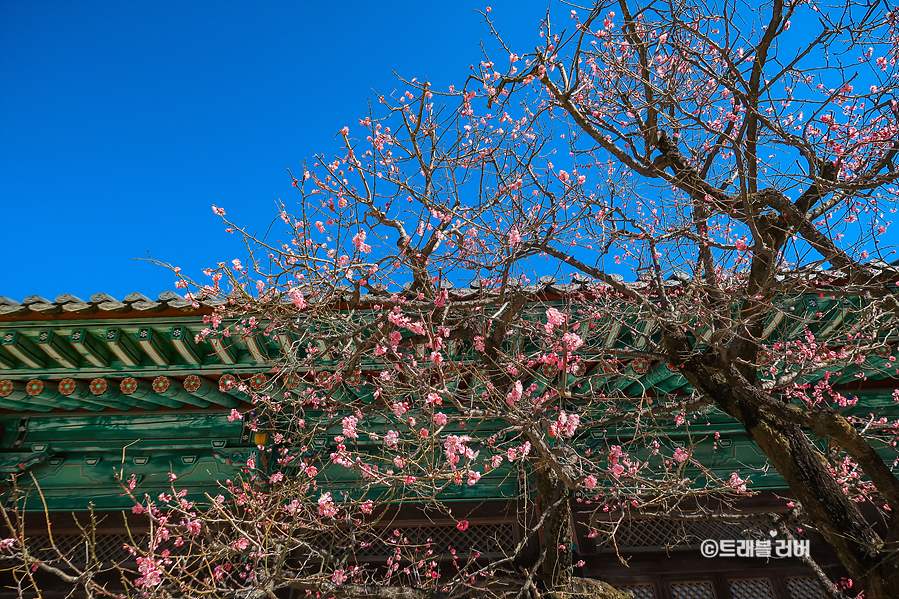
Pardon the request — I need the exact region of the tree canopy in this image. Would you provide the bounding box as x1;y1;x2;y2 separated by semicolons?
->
9;1;899;598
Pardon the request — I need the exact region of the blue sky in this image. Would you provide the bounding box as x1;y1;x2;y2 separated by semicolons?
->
3;2;896;303
0;1;549;302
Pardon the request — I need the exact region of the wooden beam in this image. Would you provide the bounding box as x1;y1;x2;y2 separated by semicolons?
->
209;337;236;365
0;379;28;401
24;379;97;411
817;299;850;339
57;378;130;411
243;335;269;364
103;329;141;367
169;326;201;366
183;375;240;408
69;329;110;368
118;377;186;409
1;331;46;369
761;300;789;339
276;332;297;362
88;378;154;410
35;330;81;369
136;327;169;367
150;376;212;408
0;380;51;412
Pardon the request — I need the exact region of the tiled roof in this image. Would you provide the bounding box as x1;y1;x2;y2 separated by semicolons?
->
0;277;596;320
4;257;897;320
0;291;201;318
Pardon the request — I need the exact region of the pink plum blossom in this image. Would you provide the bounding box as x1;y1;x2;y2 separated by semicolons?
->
385;430;399;447
545;307;566;333
352;230;372;253
318;492;338;517
342;415;359;439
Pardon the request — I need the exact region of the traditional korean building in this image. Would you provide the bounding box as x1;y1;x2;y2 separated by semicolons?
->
0;289;892;598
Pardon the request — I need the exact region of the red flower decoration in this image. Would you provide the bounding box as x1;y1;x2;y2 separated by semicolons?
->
58;378;77;395
25;380;43;396
248;373;267;390
0;380;14;397
541;363;559;378
631;358;650;374
90;378;107;395
314;371;334;387
219;374;237;391
184;375;202;393
120;377;138;394
152;376;170;393
284;373;300;388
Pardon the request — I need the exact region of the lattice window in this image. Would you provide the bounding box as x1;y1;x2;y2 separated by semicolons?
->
618;583;656;598
729;578;775;599
2;523;515;567
669;581;717;599
0;534;139;565
353;523;516;558
786;577;827;599
595;518;804;551
0;533;199;566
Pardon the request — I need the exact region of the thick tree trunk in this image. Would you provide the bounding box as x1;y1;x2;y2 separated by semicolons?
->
683;361;899;599
535;465;573;594
534;470;631;599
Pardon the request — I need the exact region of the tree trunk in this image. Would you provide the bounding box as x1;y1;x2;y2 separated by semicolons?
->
684;361;899;599
535;465;573;594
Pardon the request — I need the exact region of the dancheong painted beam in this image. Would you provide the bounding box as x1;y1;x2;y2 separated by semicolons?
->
0;289;898;510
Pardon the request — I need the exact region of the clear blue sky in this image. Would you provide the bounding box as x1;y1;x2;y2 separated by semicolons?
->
3;2;895;303
0;1;549;302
